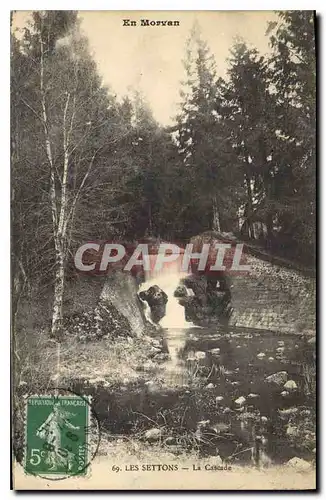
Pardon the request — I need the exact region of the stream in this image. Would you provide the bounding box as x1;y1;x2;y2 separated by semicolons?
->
83;323;315;466
82;258;316;466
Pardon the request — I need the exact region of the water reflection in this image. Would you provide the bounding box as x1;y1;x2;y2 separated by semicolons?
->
134;257;315;464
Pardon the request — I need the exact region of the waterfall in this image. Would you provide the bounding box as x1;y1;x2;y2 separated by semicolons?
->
138;254;194;329
138;251;200;382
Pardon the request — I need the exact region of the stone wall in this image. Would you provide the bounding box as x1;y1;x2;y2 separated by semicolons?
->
190;231;316;334
228;253;316;334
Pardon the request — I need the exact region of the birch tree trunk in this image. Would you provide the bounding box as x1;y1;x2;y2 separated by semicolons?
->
36;23;99;339
51;244;65;338
39;33;71;340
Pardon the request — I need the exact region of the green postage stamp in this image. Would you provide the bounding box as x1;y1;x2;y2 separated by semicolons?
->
24;395;90;477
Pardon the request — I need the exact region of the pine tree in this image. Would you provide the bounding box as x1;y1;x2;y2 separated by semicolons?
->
267;11;316;262
176;23;240;234
221;40;277;241
119;91;186;240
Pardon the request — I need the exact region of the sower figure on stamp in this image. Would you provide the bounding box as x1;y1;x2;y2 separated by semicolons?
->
36;402;80;472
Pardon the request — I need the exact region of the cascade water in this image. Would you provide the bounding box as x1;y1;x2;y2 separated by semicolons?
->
138;254;194;329
138;252;197;377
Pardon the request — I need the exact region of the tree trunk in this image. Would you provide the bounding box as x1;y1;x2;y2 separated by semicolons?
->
244;172;254;239
148;202;152;235
212;195;221;233
12;264;27;364
51;249;65;339
265;212;274;250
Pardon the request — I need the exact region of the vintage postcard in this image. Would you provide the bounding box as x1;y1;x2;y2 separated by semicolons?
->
11;10;316;490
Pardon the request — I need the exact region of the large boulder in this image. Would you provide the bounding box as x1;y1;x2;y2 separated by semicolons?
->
139;285;168;324
265;371;288;386
179;273;232;326
101;270;146;337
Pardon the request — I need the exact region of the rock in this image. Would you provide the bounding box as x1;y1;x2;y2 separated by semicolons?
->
195;351;206;360
139;285;168;324
213;422;230;433
257;352;266;358
248;393;259;399
153;352;169;362
144;428;162;442
265;371;288;386
235;396;246;406
286;457;312;471
151;339;162;348
149;346;162;356
209;348;220;355
144;380;159;393
195;420;211;440
216;396;224;402
284;380;298;390
165;436;176;445
206;383;215;389
189;334;199;341
278;407;298;418
281;390;289;397
286;425;299;437
174;285;188;298
88;376;107;385
180;270;231;324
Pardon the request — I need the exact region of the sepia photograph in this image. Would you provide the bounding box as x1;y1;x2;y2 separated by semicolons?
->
11;9;316;490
